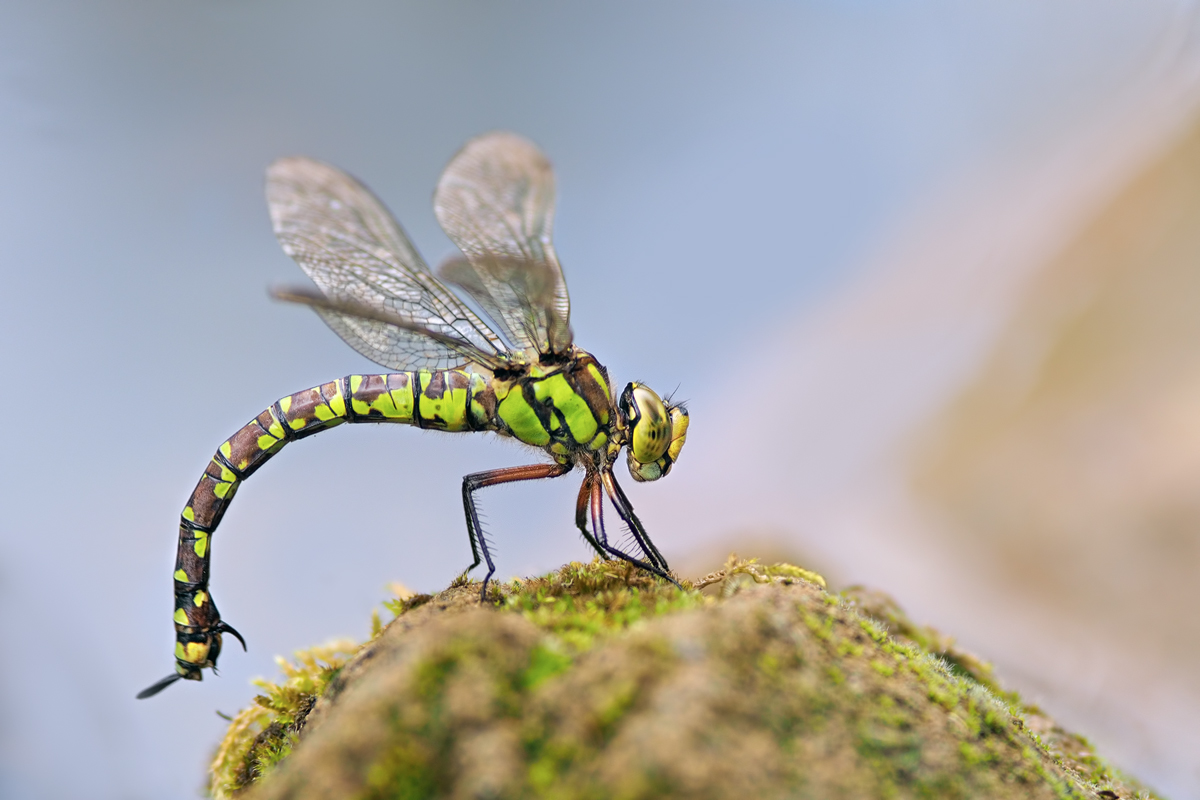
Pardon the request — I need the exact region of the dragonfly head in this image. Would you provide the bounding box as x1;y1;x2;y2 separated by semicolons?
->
619;382;689;482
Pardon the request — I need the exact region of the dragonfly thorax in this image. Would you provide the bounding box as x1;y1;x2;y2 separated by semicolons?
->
485;350;621;462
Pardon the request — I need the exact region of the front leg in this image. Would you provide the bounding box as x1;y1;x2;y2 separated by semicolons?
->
461;462;573;599
598;468;680;588
573;471;609;559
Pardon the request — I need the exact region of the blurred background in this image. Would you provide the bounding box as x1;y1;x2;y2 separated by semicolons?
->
3;2;1200;798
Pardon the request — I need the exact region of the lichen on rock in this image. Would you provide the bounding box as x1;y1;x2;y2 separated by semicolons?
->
210;557;1158;800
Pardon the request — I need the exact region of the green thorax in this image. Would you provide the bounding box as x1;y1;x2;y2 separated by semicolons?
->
486;349;617;462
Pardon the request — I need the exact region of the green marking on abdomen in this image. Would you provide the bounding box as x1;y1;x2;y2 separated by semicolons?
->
264;408;286;442
348;373;416;421
418;370;472;431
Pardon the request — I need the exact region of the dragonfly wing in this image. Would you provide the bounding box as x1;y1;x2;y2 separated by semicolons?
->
433;132;573;358
271;287;509;372
435;255;566;354
267;156;511;371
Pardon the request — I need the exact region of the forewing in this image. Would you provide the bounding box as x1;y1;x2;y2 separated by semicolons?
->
267;157;510;371
271;287;508;372
433;132;573;357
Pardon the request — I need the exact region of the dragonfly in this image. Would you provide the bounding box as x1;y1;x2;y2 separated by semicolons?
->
138;132;689;699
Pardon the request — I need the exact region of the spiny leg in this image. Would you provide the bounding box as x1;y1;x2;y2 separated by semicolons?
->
599;469;678;587
601;469;669;570
573;471;609;559
462;462;573;600
589;476;606;549
575;472;675;587
586;475;627;560
590;511;679;588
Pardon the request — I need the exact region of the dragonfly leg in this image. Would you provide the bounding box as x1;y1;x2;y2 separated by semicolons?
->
601;469;669;570
573;472;609;559
589;475;608;551
598;469;680;588
462;462;573;600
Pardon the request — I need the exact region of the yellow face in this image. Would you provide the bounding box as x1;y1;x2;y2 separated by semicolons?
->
620;382;689;482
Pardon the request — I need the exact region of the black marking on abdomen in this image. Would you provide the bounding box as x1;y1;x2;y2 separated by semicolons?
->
272;400;298;442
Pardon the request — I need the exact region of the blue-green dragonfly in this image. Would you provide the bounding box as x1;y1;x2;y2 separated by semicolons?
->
139;132;689;698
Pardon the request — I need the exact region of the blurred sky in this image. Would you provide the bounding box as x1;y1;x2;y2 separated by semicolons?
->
1;2;1197;798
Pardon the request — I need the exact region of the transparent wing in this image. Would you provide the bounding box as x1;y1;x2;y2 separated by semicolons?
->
436;255;567;355
433;132;573;357
270;287;510;372
267;156;513;371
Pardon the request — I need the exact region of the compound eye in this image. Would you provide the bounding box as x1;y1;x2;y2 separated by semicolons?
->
625;383;671;464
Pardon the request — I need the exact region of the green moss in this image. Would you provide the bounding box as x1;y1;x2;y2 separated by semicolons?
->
363;735;438;800
871;658;896;677
382;592;434;619
501;559;704;653
214;556;1161;800
521;643;574;691
209;639;360;798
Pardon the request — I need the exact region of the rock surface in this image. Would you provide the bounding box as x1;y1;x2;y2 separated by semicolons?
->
211;559;1157;800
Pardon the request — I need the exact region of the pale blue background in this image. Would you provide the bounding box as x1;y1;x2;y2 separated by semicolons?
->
0;2;1188;798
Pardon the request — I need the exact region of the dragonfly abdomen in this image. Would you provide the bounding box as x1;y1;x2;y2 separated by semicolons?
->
167;368;498;683
177;370;494;587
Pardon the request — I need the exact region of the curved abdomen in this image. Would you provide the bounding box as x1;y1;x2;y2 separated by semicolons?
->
169;369;492;679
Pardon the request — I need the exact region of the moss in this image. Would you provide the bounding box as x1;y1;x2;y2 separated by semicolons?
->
212;556;1162;800
520;643;574;691
843;585;1159;796
209;639;360;798
501;558;705;653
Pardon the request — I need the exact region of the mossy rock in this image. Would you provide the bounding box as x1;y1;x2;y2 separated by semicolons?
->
211;558;1156;799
